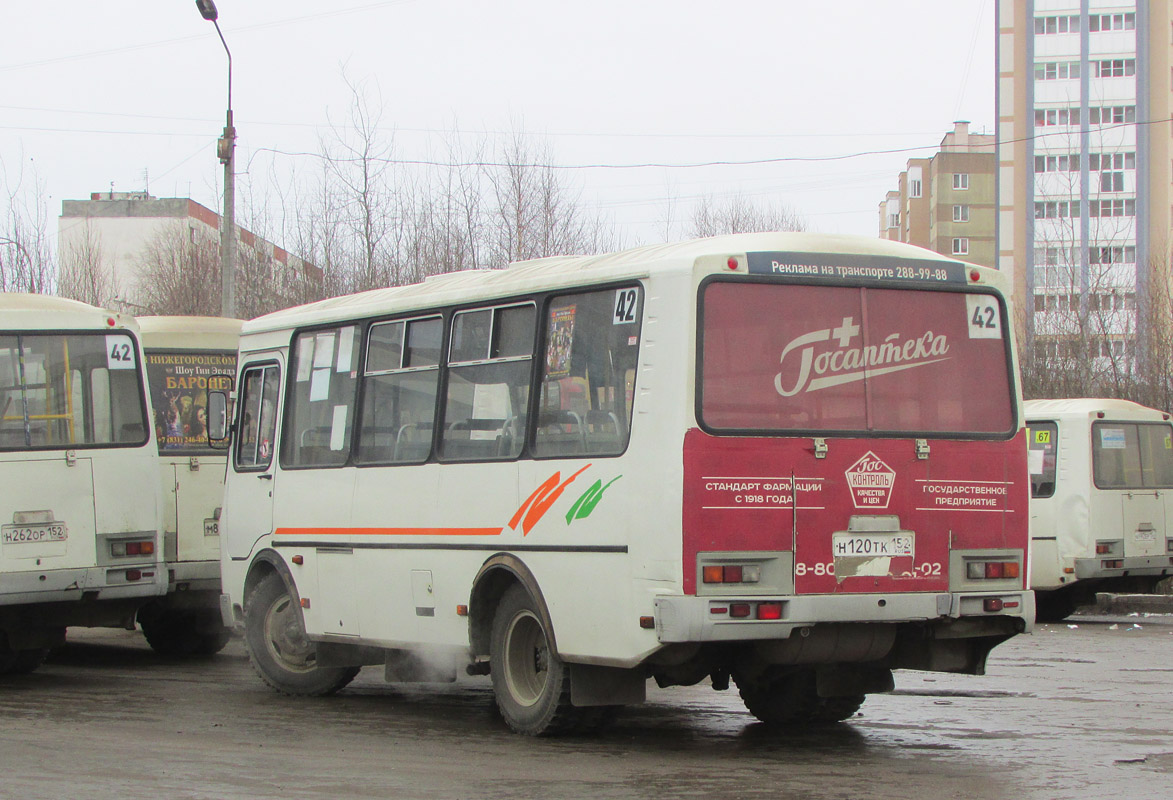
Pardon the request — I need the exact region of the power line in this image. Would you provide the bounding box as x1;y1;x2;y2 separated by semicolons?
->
0;104;942;141
246;117;1171;170
249;142;945;170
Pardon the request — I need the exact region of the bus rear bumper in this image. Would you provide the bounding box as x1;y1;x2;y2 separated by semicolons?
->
654;590;1034;644
0;563;168;607
1075;555;1173;580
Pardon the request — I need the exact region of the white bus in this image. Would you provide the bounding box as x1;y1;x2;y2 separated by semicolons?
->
1026;398;1173;620
135;316;241;655
1;294;165;674
215;233;1033;735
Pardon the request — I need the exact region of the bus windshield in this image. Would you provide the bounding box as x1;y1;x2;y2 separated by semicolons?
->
0;332;148;449
700;281;1015;435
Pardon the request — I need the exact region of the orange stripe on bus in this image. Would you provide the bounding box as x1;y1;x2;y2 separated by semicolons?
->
274;527;503;537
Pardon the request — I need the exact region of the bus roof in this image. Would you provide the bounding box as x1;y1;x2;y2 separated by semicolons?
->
137;316;244;351
1025;398;1171;422
240;232;984;336
0;293;139;332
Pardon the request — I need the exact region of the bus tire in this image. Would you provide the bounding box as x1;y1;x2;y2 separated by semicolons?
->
0;647;49;675
490;584;582;736
1034;590;1077;623
142;611;231;657
735;668;864;727
244;572;358;696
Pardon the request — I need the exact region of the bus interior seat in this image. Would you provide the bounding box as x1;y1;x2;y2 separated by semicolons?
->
393;422;433;462
584;410;624;453
536;409;585;455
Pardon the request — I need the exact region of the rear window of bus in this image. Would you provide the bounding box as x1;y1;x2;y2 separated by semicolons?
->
699;281;1015;436
1;332;148;449
1092;422;1173;489
144;350;237;454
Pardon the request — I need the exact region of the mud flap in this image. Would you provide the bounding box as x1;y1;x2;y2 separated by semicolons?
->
816;664;894;697
570;663;647;707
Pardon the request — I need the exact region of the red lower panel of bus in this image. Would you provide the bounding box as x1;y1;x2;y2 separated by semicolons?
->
681;428;1028;595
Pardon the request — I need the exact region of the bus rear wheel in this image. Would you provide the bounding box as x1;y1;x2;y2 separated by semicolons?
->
1034;590;1078;623
0;645;49;675
141;611;231;657
244;572;358;696
735;668;864;726
490;584;584;736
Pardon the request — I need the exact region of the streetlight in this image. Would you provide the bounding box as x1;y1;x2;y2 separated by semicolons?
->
196;0;236;318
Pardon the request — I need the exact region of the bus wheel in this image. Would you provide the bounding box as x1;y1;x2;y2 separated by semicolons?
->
142;611;231;657
244;572;358;696
0;646;49;675
735;668;863;726
1034;590;1078;623
490;584;581;735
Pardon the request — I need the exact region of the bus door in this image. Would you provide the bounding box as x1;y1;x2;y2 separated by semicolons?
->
1122;494;1166;559
791;442;937;595
223;359;282;561
1093;421;1172;560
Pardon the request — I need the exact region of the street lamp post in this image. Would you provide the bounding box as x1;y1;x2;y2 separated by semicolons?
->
196;0;236;319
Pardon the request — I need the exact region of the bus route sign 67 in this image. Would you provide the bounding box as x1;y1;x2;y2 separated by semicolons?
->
2;523;68;545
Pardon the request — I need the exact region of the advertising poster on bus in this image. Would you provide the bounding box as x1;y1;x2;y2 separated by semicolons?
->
144;350;236;453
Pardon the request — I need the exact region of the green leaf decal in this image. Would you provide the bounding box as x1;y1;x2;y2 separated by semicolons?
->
566;475;622;525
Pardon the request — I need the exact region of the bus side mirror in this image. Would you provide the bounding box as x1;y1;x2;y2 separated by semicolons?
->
208;389;231;448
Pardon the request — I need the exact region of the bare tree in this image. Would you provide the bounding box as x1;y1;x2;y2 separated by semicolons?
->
1128;239;1173;412
0;158;54;294
58;219;120;307
134;222;222;316
483;132;618;266
688;193;806;238
319;74;400;292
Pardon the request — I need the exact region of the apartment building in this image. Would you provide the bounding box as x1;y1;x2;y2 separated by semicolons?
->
878;121;997;268
58;191;319;316
997;0;1172;366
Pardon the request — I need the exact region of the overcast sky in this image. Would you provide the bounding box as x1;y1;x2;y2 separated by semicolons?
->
3;0;994;250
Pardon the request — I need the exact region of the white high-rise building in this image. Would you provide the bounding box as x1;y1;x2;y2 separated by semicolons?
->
997;0;1172;368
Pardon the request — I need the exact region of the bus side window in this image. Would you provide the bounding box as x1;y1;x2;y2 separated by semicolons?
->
357;316;442;465
1027;422;1058;498
283;328;359;468
534;287;641;458
440;304;535;462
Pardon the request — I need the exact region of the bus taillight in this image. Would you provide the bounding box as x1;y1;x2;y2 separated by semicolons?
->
756;602;783;620
111;539;155;557
701;564;761;584
966;560;1020;580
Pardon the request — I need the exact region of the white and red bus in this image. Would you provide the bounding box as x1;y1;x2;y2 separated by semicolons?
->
214;233;1032;734
1;295;165;674
135;316;241;655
